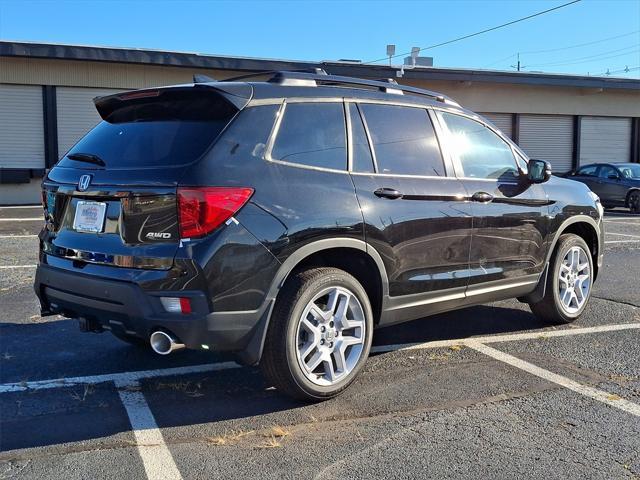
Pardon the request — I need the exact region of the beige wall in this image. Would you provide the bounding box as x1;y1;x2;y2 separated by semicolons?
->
404;79;640;117
1;57;638;117
0;57;244;89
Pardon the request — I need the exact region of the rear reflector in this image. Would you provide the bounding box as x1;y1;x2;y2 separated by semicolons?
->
160;297;192;314
177;187;253;239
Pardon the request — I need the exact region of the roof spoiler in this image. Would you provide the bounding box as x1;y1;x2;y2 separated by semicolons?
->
93;83;253;120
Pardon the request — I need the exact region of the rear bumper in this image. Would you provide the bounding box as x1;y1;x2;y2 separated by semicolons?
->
34;264;268;356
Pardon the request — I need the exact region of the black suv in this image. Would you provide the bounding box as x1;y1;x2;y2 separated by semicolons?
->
35;71;604;400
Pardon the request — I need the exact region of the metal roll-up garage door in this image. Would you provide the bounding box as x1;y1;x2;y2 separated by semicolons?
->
0;84;45;169
57;87;125;156
579;116;632;166
518;115;574;174
479;113;513;139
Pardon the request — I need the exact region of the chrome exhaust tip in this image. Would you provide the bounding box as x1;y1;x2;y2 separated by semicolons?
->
150;330;185;355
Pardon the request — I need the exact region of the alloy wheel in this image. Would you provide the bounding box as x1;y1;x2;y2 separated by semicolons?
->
295;286;366;386
558;246;591;314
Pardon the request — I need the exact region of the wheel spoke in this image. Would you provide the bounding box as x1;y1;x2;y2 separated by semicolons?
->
560;287;572;307
332;347;347;374
305;351;324;372
299;340;316;360
309;304;329;323
339;335;362;347
324;358;337;382
334;292;351;328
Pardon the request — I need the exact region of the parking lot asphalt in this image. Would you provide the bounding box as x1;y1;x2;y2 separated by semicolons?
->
0;205;639;480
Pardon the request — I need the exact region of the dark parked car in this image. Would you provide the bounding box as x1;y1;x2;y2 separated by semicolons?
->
35;71;604;400
565;163;640;213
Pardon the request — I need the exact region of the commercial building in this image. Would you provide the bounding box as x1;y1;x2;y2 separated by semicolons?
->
1;40;638;204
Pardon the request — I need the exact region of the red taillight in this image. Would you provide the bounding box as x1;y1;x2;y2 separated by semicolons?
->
179;297;192;314
177;187;254;239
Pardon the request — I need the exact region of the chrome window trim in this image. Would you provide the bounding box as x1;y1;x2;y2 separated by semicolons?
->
263;100;350;175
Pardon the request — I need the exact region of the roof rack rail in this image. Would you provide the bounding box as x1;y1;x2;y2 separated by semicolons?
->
266;71;460;106
222;68;327;83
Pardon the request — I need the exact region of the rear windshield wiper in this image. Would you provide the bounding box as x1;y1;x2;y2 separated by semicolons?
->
66;153;106;167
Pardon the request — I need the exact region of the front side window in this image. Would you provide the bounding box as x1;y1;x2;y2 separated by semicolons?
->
577;165;599;177
270;102;346;170
442;112;519;180
598;165;618;179
359;104;445;176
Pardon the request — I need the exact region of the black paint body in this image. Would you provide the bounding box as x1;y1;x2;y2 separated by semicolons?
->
34;80;605;365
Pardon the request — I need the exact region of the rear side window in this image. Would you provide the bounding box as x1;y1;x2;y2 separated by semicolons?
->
359;104;444;176
270;102;346;170
577;165;598;177
348;104;374;173
59;90;238;169
441;112;518;180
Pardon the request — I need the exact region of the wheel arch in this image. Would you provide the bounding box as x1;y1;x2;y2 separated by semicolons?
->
239;238;389;366
547;215;601;280
625;188;640;208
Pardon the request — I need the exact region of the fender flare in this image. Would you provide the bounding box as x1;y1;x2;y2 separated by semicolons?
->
544;214;603;266
237;238;389;366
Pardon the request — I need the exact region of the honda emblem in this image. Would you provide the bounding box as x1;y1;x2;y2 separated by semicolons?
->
78;174;91;191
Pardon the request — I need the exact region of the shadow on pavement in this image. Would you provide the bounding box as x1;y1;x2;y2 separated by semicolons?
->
0;302;550;453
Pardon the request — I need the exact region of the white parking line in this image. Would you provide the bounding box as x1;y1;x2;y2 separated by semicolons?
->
0;264;37;269
0;361;241;393
0;218;42;222
468;341;640;417
370;322;640;354
605;240;640;244
606;232;640;238
0;234;38;239
116;379;183;480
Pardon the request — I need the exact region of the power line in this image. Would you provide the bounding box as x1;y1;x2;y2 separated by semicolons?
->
521;30;640;55
526;45;640;68
593;65;640;76
363;0;582;64
527;45;640;68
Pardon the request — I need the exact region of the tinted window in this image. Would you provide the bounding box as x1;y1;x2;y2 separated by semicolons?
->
359;104;444;176
271;103;346;170
442;113;518;179
59;90;236;169
577;165;598;177
598;165;618;179
348;104;374;173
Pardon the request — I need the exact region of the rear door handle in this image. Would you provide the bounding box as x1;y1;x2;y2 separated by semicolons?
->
471;191;494;203
374;188;403;200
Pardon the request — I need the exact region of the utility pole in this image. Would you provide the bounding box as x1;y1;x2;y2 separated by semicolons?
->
510;53;521;72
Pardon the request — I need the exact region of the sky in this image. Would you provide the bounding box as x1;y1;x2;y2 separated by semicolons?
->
0;0;639;77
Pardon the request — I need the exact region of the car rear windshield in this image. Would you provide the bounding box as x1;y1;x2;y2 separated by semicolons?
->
58;89;238;169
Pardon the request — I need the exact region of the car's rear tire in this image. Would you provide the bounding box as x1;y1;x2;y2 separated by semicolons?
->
260;267;373;401
628;191;640;214
529;234;593;324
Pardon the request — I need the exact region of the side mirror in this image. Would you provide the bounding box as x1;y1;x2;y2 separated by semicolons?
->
527;159;552;184
607;173;620;180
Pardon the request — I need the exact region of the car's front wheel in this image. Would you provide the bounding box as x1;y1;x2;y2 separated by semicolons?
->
261;267;373;401
628;190;640;214
529;234;593;324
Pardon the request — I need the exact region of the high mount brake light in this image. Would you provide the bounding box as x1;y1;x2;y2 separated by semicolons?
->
118;90;161;101
177;187;254;239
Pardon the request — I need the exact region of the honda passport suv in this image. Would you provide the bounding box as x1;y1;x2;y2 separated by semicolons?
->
35;71;604;401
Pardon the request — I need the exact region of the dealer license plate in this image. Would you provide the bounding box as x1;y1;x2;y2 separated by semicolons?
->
73;201;107;233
